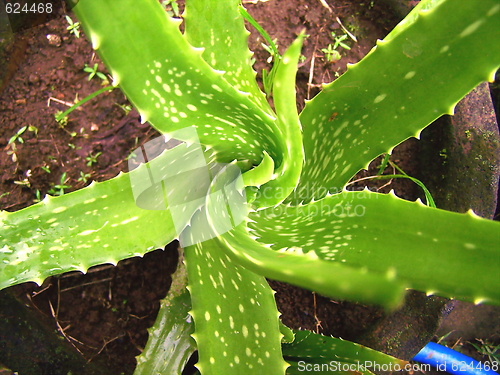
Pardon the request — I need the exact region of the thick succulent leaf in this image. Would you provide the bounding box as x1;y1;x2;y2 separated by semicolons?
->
283;329;407;374
184;237;288;375
293;0;500;203
280;321;295;344
283;329;407;365
0;148;185;290
213;222;405;309
205;171;404;309
184;0;271;113
384;0;444;41
252;33;304;208
242;151;274;187
73;0;281;166
201;158;404;310
134;250;195;375
250;190;500;304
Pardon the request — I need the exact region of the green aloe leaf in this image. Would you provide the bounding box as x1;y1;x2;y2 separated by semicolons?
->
0;136;228;290
2;0;500;373
214;222;405;309
0;150;179;289
252;33;305;208
250;190;500;304
283;329;407;375
184;237;288;374
184;0;271;113
134;250;195;375
293;0;500;203
73;0;282;167
384;0;444;41
242;151;274;187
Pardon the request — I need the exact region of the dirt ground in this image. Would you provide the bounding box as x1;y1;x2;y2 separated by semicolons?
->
0;0;498;374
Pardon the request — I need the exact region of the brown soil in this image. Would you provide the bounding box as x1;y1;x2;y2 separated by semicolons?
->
0;1;498;374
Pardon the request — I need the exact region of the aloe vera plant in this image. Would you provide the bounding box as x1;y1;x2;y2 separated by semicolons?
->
1;0;500;373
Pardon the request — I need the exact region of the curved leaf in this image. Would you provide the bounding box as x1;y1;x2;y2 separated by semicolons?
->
73;0;282;167
0;149;180;289
184;0;271;113
293;0;500;203
242;151;275;187
250;190;500;304
134;250;195;375
184;237;288;375
213;223;405;309
283;329;407;375
252;33;304;208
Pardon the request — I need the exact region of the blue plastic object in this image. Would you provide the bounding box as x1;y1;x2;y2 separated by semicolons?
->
413;342;499;375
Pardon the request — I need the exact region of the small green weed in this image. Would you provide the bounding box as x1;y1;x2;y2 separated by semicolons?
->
33;189;42;203
161;0;180;17
77;171;91;184
470;339;500;364
239;6;281;96
48;172;72;196
6;126;37;163
115;103;132;115
8;125;37;145
85;151;102;166
321;44;341;62
65;15;81;38
331;32;351;50
321;32;353;63
83;63;108;82
55;111;69;128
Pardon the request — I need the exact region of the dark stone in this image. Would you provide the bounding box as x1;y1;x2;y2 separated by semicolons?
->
419;82;500;218
0;289;111;375
356;291;451;360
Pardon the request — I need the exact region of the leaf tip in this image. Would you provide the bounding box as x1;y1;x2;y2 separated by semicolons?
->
466;208;479;218
139;111;149;124
89;31;100;50
474;297;488;305
446;102;458;116
346;62;357;70
110;71;121;86
171;17;183;27
41;194;52;205
487;66;500;82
